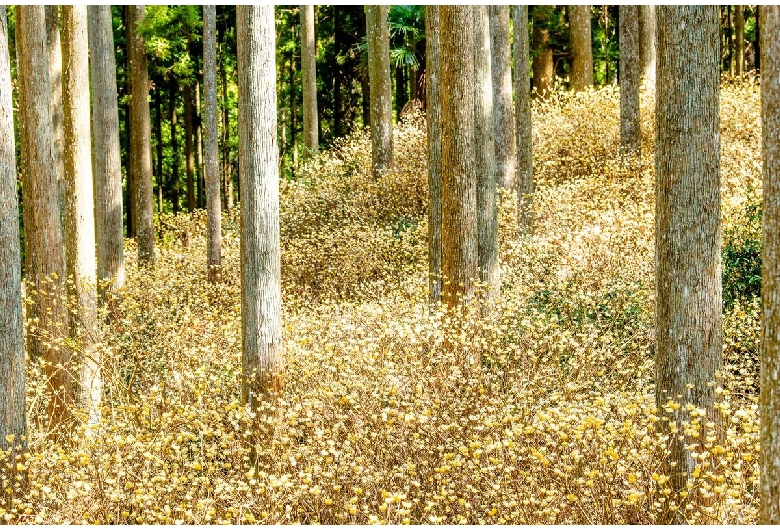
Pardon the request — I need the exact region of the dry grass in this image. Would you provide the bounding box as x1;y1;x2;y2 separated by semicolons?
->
0;80;762;524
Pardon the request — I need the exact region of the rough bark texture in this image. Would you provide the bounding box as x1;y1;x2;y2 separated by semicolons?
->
16;5;73;433
735;5;745;77
237;5;284;411
365;6;394;175
0;5;27;453
489;5;516;191
45;5;65;232
88;6;125;303
569;5;593;90
184;82;195;213
301;4;318;154
127;5;155;266
655;7;721;517
531;6;554;97
760;7;780;523
426;5;442;308
513;5;534;231
440;6;477;309
475;6;499;301
619;5;640;154
62;5;100;425
204;5;221;284
639;5;656;89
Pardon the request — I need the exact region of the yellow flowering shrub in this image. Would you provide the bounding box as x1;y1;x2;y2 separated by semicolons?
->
0;82;762;524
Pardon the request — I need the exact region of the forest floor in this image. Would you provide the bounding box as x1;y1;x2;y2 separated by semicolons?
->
6;80;763;524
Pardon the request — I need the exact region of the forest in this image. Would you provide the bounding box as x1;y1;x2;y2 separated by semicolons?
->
0;4;779;525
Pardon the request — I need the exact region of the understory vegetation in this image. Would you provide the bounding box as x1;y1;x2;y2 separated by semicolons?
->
2;80;763;524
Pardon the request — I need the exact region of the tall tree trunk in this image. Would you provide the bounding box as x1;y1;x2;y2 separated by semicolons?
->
440;6;477;309
16;5;73;434
531;6;554;97
0;5;27;454
426;5;442;308
301;4;318;155
569;5;594;90
123;7;134;239
45;6;65;233
170;83;180;214
760;6;780;523
88;5;125;303
655;7;721;519
220;37;233;210
513;5;534;232
237;5;284;413
619;5;640;154
184;82;195;213
204;5;221;284
196;81;205;209
638;5;657;89
127;5;155;266
361;73;370;129
365;5;394;175
735;5;745;78
489;5;516;191
62;5;100;426
475;6;498;303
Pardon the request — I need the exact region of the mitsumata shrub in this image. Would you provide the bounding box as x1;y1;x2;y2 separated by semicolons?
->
0;85;762;524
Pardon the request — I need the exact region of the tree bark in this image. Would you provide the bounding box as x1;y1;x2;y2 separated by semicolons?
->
513;5;534;232
569;5;594;90
489;5;516;191
735;5;745;78
365;5;394;175
62;5;100;425
426;5;442;308
619;5;640;154
204;5;221;284
127;5;155;266
760;6;780;523
655;7;721;518
184;82;195;213
16;5;73;433
440;6;477;309
638;5;657;89
531;6;554;97
237;5;284;411
475;6;499;302
301;4;318;155
88;5;125;301
45;6;65;233
0;5;27;454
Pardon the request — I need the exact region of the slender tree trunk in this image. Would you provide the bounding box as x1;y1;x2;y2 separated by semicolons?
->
531;6;554;97
569;5;594;90
154;89;164;213
237;5;284;413
220;41;233;211
170;83;180;214
619;5;640;154
475;6;498;302
638;5;657;89
655;7;721;519
489;5;517;191
184;82;195;213
16;5;73;434
204;5;221;284
0;5;27;454
88;5;125;303
426;5;442;308
127;5;155;266
196;81;205;209
301;4;318;155
440;6;477;309
122;7;134;239
45;6;65;233
513;5;534;232
760;6;780;523
735;5;745;78
62;5;100;426
365;5;394;175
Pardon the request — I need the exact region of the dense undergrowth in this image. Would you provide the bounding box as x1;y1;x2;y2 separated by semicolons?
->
1;79;764;524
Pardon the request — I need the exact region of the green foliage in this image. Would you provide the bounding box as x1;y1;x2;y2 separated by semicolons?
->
722;194;762;308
